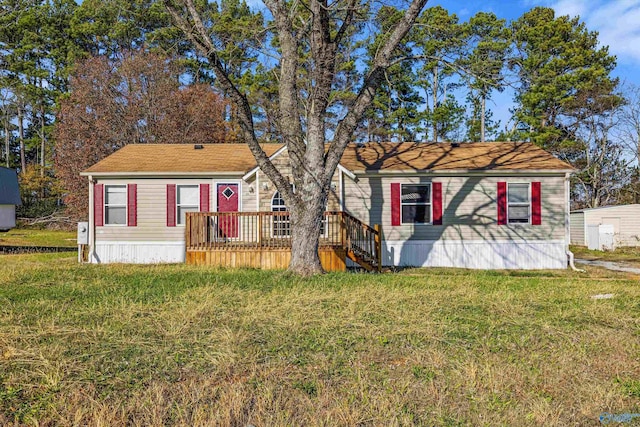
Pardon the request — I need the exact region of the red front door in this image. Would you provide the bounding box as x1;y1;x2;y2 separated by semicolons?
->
217;183;239;238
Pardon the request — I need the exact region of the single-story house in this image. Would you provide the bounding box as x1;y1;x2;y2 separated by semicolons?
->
0;167;21;231
81;142;574;270
570;204;640;249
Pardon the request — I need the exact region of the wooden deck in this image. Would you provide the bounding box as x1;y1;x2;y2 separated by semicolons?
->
185;211;381;272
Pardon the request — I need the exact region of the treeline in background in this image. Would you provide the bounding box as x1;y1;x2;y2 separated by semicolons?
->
1;0;638;226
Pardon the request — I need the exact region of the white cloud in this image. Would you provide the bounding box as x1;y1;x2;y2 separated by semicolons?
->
551;0;588;17
547;0;640;65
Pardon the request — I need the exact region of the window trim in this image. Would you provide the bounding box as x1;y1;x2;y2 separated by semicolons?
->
271;190;291;238
270;189;328;237
176;184;200;226
104;184;127;226
507;182;531;225
400;183;433;225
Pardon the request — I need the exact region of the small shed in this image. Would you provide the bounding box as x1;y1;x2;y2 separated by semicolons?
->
571;204;640;248
0;167;21;231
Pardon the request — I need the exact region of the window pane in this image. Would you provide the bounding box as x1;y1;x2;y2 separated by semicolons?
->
508;206;529;223
178;185;199;206
401;185;430;204
105;186;126;205
178;206;199;225
402;205;431;224
508;184;529;203
273;214;291;236
105;206;126;225
272;191;287;207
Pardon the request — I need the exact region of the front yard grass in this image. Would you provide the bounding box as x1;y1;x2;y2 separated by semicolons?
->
0;228;76;247
0;253;638;425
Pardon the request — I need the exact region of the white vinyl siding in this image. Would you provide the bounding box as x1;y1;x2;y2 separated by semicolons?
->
569;212;585;245
580;205;640;247
343;175;566;242
94;179;215;242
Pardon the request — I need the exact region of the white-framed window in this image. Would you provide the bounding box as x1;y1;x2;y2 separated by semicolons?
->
271;190;291;237
177;185;199;225
401;184;431;224
270;190;327;237
507;183;530;224
104;185;127;225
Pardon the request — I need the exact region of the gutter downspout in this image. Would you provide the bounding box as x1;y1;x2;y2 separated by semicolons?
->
565;172;585;272
88;175;95;263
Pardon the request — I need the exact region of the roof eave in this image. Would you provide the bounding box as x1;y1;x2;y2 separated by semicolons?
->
80;171;245;177
349;168;576;175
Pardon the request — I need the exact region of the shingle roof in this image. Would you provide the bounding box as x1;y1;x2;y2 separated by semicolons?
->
83;144;284;174
339;142;574;172
0;167;21;205
83;142;573;175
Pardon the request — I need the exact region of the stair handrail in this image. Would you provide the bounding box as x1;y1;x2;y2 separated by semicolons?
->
340;211;382;272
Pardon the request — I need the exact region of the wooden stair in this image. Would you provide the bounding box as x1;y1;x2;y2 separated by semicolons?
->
340;212;382;272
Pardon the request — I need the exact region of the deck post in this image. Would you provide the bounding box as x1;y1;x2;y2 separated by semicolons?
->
186;214;191;248
374;224;382;272
257;212;263;248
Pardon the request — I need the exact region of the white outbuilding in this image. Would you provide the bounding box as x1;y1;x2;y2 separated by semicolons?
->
570;204;640;250
0;167;21;231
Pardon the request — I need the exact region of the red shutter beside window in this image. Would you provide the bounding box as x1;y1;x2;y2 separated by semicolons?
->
432;182;442;225
200;184;210;212
127;184;137;226
497;182;507;225
94;183;104;227
167;184;176;227
391;183;401;226
531;181;541;225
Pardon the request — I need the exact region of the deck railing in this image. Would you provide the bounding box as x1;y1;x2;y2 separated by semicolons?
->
186;211;382;271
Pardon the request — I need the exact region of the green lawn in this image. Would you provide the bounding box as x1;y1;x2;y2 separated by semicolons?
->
0;253;639;426
0;228;76;247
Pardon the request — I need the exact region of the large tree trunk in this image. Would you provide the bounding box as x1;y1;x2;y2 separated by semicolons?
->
166;0;430;275
289;200;325;275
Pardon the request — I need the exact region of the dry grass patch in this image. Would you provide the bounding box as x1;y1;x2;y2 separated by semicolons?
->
0;253;639;425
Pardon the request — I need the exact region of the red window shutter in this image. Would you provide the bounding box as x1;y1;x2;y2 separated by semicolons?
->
432;182;442;225
497;182;507;225
167;184;176;227
531;181;541;225
94;183;104;227
200;184;210;212
127;184;137;226
391;183;401;226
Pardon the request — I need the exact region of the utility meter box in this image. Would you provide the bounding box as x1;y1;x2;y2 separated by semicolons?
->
77;222;89;245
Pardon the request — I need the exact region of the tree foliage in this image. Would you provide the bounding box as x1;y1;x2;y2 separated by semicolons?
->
1;0;634;233
54;51;235;220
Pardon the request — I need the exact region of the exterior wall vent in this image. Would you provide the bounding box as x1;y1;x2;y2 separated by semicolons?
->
194;144;204;149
